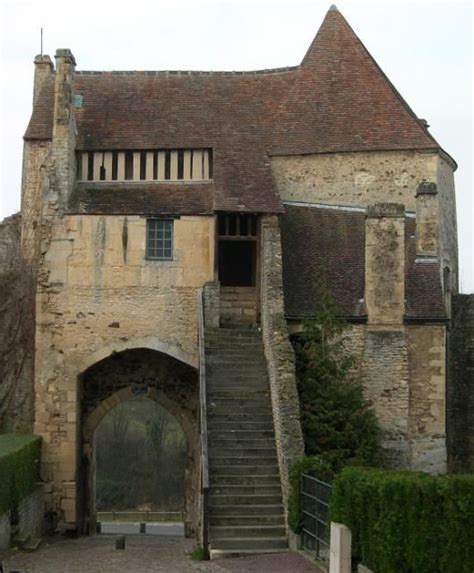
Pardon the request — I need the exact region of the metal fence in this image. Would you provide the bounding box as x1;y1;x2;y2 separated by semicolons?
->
300;473;332;561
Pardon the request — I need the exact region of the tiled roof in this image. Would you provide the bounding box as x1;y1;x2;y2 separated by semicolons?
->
68;183;214;215
24;7;443;213
281;205;447;322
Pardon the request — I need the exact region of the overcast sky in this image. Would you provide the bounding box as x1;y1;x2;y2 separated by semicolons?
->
0;0;472;291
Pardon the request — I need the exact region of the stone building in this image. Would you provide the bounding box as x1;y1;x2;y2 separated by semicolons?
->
0;5;463;555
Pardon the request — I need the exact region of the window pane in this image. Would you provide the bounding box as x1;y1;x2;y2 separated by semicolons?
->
146;219;173;260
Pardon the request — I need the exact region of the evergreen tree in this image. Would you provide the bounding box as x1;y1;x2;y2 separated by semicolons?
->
293;286;380;470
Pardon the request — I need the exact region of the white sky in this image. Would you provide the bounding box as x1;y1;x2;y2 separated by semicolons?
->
0;0;473;292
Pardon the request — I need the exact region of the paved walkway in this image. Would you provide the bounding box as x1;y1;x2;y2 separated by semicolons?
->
1;535;325;573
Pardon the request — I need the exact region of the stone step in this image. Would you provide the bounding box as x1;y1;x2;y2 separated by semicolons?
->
207;390;269;399
210;438;276;448
209;494;283;505
211;474;280;486
208;398;271;408
208;407;273;417
207;385;268;394
208;413;274;423
209;447;277;458
211;465;280;476
209;504;284;517
210;525;286;539
208;421;274;431
209;429;276;439
210;454;278;465
210;548;288;559
23;537;43;551
210;514;285;527
210;536;288;551
212;484;282;496
13;532;31;548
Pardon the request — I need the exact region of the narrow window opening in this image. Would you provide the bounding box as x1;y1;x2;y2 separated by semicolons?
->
208;149;213;179
140;151;147;180
153;152;158;180
125;152;134;180
112;152;118;181
165;151;171;180
228;215;237;236
177;150;184;180
87;152;94;181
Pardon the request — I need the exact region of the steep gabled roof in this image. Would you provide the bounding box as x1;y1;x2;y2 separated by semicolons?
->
272;5;439;154
24;6;445;213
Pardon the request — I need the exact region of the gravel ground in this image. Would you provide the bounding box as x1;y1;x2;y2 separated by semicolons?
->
1;535;325;573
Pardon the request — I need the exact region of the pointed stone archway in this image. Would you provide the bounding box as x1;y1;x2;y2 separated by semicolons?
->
77;347;199;536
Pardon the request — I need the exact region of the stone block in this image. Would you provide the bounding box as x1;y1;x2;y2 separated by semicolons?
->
330;522;352;573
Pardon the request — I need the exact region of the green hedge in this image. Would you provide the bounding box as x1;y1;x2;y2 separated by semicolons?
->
331;467;474;573
0;433;42;514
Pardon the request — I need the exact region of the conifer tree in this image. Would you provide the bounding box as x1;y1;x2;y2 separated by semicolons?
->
293;287;380;470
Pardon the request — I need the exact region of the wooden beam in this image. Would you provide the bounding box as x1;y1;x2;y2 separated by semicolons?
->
146;151;154;180
117;152;125;180
170;150;178;180
133;152;141;181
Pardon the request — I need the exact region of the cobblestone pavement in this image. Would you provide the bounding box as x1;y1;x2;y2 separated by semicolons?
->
1;535;324;573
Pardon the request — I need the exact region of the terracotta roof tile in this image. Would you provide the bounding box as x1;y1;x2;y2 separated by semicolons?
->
68;183;214;215
281;205;446;322
24;7;443;212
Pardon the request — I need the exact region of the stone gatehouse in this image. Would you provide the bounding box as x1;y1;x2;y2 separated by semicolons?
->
0;5;461;555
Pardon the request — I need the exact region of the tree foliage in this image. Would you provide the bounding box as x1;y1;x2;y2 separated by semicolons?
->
292;286;380;470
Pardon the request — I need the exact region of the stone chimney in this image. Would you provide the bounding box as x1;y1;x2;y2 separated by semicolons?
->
33;54;54;104
415;182;438;257
365;203;405;325
51;49;77;207
53;49;76;133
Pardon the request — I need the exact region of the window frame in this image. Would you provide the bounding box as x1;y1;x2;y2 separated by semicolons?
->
145;218;174;261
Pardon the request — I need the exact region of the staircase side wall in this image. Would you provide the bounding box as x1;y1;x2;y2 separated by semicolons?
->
260;214;304;521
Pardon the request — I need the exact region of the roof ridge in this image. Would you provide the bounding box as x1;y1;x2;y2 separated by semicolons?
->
75;66;299;77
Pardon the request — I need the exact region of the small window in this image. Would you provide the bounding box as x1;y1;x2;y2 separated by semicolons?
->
146;219;173;260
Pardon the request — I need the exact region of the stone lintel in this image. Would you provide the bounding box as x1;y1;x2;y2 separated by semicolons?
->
366;202;405;218
416;181;438;197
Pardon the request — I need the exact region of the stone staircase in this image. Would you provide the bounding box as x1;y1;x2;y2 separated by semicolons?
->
220;287;257;326
205;327;287;557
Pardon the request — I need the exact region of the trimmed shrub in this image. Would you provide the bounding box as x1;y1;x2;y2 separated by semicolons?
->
331;467;474;573
0;433;41;514
288;455;334;532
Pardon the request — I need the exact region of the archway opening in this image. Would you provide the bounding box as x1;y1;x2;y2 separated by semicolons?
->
79;347;199;537
95;396;186;531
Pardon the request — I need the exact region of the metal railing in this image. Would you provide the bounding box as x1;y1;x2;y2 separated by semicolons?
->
300;473;332;562
197;287;210;558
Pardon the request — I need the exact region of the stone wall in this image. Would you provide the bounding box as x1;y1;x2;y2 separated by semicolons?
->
436;155;458;292
18;486;44;539
271;150;440;210
34;213;214;529
448;294;474;472
260;215;304;523
340;323;447;472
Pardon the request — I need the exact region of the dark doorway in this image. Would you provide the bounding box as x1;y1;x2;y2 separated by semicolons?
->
218;240;256;286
